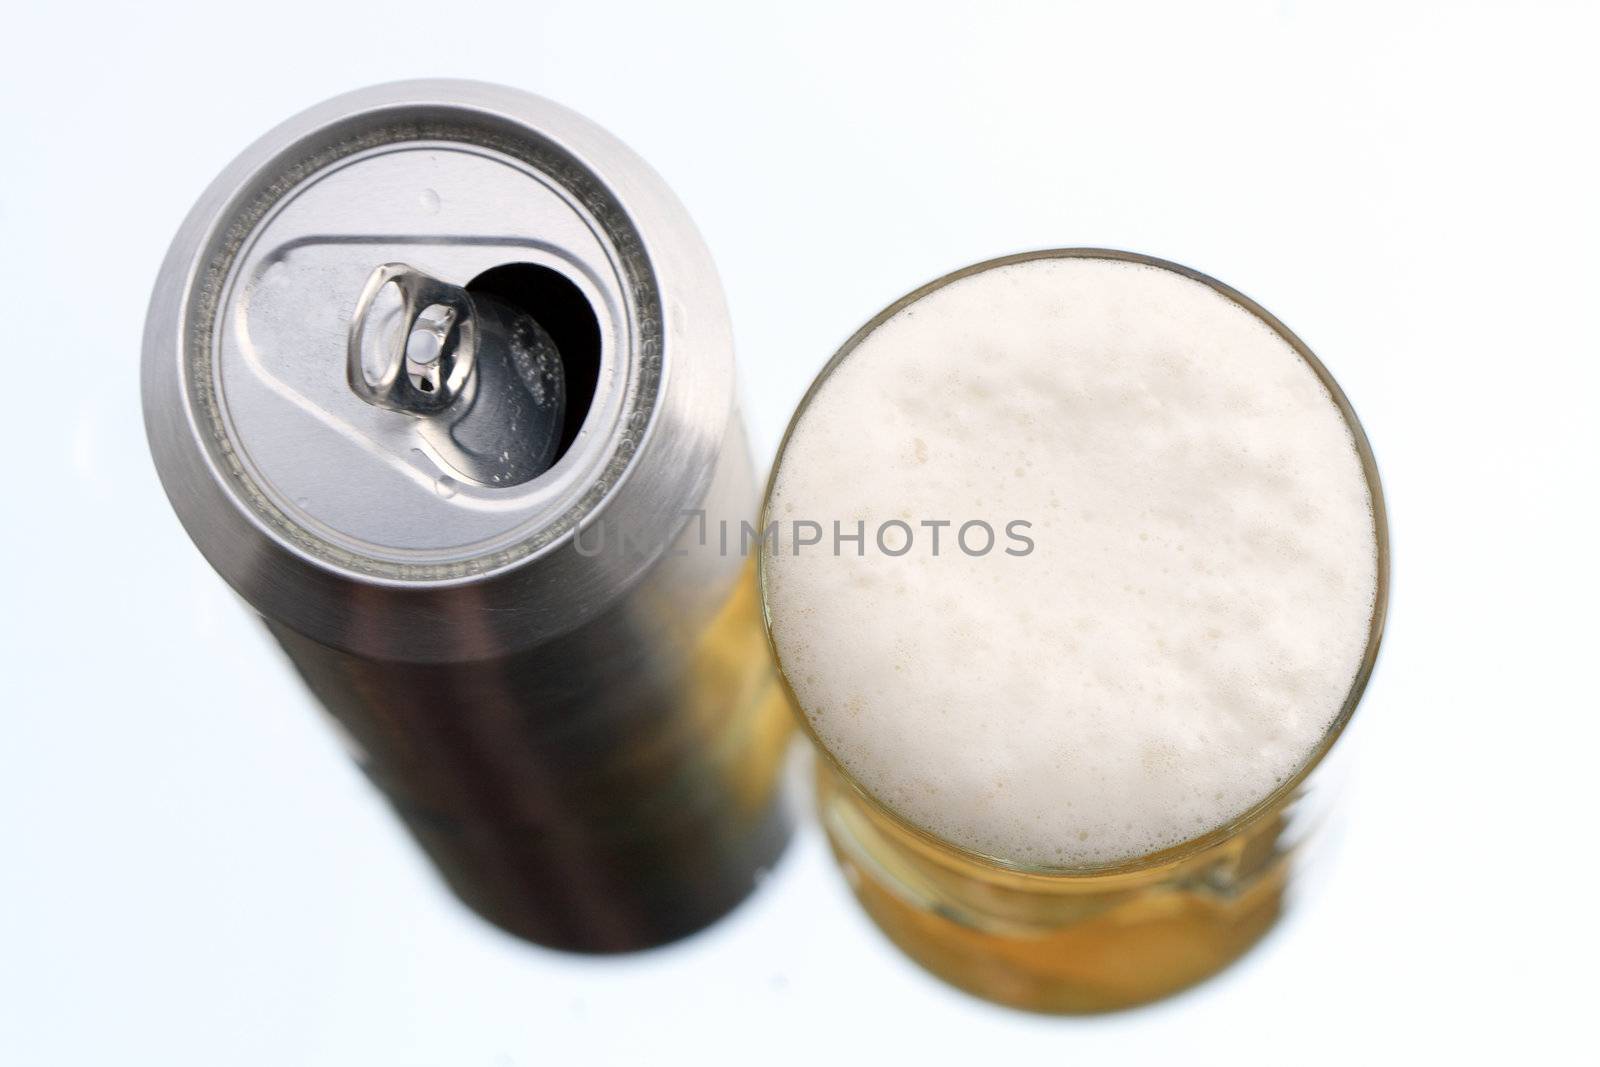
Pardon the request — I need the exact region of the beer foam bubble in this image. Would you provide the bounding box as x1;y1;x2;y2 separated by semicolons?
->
764;256;1378;869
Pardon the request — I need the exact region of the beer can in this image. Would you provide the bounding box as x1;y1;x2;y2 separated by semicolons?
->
142;80;794;951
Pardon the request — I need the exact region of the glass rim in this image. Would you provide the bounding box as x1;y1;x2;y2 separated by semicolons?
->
757;246;1390;880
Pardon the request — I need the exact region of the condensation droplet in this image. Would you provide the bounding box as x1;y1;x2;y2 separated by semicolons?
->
419;188;441;214
433;475;458;499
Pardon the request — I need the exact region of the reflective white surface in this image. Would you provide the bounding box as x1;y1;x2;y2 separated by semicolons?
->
3;2;1596;1063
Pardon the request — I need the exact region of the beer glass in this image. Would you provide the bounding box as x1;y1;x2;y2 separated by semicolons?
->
759;249;1388;1012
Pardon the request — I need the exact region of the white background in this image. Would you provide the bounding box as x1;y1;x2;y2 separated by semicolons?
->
3;2;1597;1064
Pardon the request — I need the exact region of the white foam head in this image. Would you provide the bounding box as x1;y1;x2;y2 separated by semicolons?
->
764;254;1379;869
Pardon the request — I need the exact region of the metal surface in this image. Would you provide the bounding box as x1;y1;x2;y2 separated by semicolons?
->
143;80;794;951
347;263;567;486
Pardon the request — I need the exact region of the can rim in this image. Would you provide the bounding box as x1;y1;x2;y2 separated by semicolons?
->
756;247;1391;880
178;99;659;583
143;81;737;659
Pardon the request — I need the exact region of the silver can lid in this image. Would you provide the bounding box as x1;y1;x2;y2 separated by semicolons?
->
145;82;737;656
182;88;645;577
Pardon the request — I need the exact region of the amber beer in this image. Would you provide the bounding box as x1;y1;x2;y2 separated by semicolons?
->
761;250;1387;1012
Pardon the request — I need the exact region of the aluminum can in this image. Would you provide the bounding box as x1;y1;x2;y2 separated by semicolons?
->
142;80;794;951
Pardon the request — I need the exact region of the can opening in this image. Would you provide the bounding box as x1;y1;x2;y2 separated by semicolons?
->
467;264;601;468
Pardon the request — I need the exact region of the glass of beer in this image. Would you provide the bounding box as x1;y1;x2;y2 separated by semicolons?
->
759;249;1388;1012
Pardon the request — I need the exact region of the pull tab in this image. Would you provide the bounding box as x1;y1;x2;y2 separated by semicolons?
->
348;263;478;414
347;263;568;488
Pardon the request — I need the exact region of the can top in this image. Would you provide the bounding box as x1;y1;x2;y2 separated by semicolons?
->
179;88;641;576
145;82;736;655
